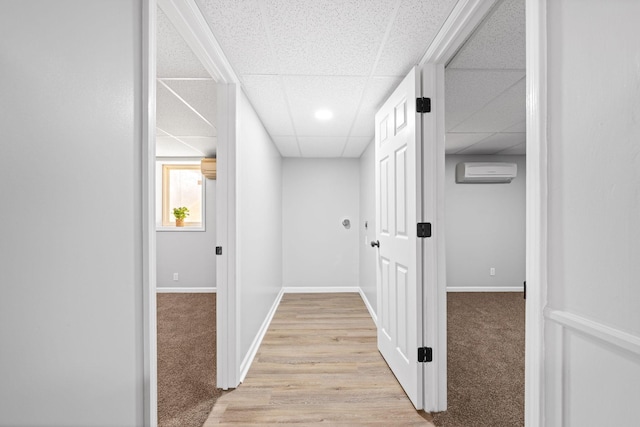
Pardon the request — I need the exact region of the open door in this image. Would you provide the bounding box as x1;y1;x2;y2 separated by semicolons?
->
374;66;423;409
374;65;446;412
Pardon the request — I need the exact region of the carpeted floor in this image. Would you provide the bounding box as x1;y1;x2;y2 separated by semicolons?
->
432;292;525;427
157;293;221;427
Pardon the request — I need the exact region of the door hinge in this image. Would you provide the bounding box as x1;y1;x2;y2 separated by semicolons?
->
418;347;433;363
216;246;222;255
417;222;432;238
417;97;431;113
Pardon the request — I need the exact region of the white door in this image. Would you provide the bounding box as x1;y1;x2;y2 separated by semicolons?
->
374;66;423;409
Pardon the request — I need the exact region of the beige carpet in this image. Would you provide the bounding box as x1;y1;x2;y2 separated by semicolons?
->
157;293;221;427
432;292;525;427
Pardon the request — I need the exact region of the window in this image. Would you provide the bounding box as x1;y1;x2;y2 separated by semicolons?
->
158;163;205;229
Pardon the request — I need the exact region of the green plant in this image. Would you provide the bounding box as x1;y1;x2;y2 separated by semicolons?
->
172;206;190;220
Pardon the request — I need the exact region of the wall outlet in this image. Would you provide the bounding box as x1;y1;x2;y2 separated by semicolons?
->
173;273;179;281
490;268;495;276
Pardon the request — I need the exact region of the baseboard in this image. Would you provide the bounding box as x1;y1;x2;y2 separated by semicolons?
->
447;286;523;292
282;286;360;293
156;287;216;293
358;288;378;327
239;288;285;383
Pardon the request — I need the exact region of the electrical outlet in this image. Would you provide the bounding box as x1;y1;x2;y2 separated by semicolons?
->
173;273;179;281
490;268;495;276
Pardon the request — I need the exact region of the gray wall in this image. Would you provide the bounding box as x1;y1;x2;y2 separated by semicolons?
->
544;1;640;424
445;155;526;289
282;158;360;288
237;90;283;359
0;1;143;426
359;142;377;313
157;181;216;288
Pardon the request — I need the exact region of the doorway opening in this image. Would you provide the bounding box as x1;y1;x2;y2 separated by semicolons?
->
436;0;527;424
153;3;220;426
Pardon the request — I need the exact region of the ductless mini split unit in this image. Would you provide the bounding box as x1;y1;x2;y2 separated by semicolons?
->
455;162;517;183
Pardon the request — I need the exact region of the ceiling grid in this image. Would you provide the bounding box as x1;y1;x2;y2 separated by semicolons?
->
156;0;526;158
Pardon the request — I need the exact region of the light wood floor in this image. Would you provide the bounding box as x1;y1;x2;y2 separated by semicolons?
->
203;293;434;426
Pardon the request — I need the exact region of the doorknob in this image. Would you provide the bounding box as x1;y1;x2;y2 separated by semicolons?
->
370;240;380;248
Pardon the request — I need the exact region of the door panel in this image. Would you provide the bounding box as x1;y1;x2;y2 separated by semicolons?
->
374;66;423;409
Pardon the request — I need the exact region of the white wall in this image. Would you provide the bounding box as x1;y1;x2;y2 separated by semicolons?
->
0;2;143;426
544;1;640;425
236;91;283;358
156;180;216;289
445;155;526;290
283;158;360;289
359;142;377;313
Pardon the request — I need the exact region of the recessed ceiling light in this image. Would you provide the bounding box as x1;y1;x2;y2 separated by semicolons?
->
315;109;333;120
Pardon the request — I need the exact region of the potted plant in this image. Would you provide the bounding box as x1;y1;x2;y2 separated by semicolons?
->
172;206;189;227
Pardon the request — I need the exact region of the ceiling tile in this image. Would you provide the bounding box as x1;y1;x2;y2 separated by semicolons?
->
456;132;525;155
351;77;403;136
496;142;526;155
261;0;396;76
445;132;494;154
503;120;526;132
272;136;301;157
298;137;346;157
445;69;525;130
162;79;217;128
174;136;217;157
157;7;210;78
242;75;296;136
195;0;279;75
343;136;374;158
156;136;206;157
450;78;525;133
448;0;525;70
156;83;216;136
283;76;367;137
374;0;458;76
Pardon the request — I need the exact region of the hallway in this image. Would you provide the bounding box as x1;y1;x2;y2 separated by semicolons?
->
203;293;432;426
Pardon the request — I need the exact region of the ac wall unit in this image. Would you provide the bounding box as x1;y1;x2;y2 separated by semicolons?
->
455;162;517;183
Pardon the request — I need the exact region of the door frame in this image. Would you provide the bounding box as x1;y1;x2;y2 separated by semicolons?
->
143;0;241;424
142;0;549;424
417;0;547;422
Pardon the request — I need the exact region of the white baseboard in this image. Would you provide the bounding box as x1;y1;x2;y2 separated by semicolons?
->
447;286;523;292
359;288;378;327
282;286;360;293
156;287;216;293
239;288;285;383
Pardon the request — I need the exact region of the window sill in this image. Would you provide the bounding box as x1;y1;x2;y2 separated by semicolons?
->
156;225;206;232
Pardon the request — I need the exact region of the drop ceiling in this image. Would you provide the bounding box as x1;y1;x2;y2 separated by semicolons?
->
157;0;525;158
195;0;459;157
445;0;526;155
156;6;217;158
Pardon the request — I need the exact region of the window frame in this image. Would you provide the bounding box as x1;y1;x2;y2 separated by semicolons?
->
156;161;206;232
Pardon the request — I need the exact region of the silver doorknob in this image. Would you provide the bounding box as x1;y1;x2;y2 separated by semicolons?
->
370;240;380;248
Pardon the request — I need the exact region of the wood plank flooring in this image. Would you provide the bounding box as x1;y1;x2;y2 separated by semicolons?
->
203;293;433;426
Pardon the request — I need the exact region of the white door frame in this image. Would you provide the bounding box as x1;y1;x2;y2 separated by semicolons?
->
417;0;547;422
143;0;548;424
143;0;241;425
523;1;547;425
142;2;157;425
